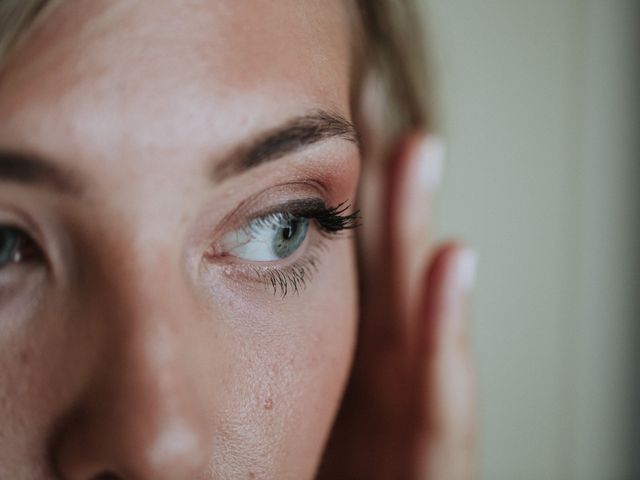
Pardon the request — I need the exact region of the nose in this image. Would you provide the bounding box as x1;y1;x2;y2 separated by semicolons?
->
51;277;216;479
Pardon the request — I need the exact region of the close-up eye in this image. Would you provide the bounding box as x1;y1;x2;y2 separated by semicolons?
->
212;199;360;263
0;226;41;270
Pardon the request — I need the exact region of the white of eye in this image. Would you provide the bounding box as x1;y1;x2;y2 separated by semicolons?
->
218;213;309;261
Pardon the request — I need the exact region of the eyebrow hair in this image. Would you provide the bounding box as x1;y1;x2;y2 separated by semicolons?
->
213;109;360;180
0;151;83;195
0;110;359;195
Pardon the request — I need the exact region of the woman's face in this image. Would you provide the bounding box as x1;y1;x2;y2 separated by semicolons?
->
0;1;360;478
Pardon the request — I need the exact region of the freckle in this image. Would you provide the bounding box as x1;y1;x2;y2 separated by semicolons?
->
269;362;280;375
248;473;256;479
263;397;274;410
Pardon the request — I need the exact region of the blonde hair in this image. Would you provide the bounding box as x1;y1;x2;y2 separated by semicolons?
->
0;0;59;66
355;0;433;132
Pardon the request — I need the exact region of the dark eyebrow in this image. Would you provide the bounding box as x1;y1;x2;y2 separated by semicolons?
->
0;152;84;195
0;110;358;195
213;109;359;181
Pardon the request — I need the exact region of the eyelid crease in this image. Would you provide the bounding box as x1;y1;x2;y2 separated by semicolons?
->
208;180;328;238
245;198;329;223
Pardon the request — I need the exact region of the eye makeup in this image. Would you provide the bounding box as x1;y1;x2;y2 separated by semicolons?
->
205;197;360;297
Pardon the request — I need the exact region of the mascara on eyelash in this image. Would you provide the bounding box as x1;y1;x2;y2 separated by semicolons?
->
252;254;321;298
311;201;361;233
250;199;361;234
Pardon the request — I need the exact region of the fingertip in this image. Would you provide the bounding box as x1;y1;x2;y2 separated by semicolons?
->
416;135;444;191
426;242;477;293
454;246;478;294
420;242;477;344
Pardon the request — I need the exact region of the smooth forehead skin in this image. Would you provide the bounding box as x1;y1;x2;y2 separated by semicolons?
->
0;1;360;479
0;0;353;181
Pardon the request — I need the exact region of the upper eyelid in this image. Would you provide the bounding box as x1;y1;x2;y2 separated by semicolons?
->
0;206;82;279
210;194;328;241
0;210;47;252
246;199;327;224
219;199;350;246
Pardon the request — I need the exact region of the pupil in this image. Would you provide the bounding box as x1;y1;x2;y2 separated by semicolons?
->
282;223;296;241
272;218;308;259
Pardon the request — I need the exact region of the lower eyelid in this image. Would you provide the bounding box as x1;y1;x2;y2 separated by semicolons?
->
203;233;328;297
251;253;322;297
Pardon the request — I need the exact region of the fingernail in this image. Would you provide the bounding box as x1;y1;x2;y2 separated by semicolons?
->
455;247;477;293
417;135;445;190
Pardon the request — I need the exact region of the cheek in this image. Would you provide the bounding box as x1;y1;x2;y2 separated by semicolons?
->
0;236;358;477
209;239;358;477
0;299;77;476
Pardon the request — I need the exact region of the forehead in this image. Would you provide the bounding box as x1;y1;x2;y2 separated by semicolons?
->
0;0;353;160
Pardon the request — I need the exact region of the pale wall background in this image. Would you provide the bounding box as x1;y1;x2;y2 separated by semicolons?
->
420;1;640;479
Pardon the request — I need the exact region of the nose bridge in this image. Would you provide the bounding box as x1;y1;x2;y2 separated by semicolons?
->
100;315;212;476
53;250;216;479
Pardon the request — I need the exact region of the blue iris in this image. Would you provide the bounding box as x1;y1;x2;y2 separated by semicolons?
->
272;217;309;259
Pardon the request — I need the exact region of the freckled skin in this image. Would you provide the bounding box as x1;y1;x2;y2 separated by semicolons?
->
0;1;359;479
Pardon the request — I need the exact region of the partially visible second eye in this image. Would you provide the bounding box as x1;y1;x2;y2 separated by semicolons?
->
0;227;40;270
219;213;310;261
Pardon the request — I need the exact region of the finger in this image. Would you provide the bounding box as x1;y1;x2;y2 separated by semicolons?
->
357;132;442;344
415;244;477;480
389;133;444;329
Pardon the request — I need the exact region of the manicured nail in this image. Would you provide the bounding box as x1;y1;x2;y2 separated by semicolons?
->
417;136;444;190
455;247;477;293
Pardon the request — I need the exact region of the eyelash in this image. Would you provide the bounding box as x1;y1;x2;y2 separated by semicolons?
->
251;253;321;298
222;200;360;297
0;201;362;298
269;200;361;236
310;201;361;234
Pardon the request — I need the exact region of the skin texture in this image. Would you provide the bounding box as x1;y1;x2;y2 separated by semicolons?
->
0;1;358;478
0;1;476;479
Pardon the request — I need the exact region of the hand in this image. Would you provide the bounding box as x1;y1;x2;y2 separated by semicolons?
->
318;134;477;479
